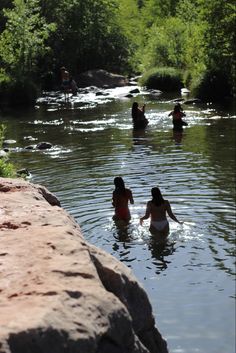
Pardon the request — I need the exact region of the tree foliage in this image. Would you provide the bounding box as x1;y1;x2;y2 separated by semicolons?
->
197;0;236;95
0;0;235;102
0;0;55;84
41;0;132;75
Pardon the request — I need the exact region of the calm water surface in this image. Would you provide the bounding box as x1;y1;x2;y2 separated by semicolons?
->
1;87;235;353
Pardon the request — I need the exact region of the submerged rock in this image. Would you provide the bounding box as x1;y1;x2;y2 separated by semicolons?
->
0;178;168;353
183;98;201;105
16;168;31;177
36;142;52;150
0;150;8;158
3;139;17;146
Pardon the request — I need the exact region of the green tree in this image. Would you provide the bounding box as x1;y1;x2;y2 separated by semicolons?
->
198;0;236;95
116;0;143;71
43;0;131;75
0;0;55;85
139;17;187;71
175;0;205;85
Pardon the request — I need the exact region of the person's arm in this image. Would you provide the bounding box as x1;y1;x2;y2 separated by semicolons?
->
165;200;182;223
140;202;151;225
112;192;117;207
128;189;134;205
168;111;173;117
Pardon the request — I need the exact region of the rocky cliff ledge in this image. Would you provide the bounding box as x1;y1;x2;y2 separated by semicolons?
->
0;178;168;353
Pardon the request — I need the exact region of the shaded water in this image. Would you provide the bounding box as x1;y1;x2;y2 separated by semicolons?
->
1;87;235;353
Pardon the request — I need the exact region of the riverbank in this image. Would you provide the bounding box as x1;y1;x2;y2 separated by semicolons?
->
0;177;168;353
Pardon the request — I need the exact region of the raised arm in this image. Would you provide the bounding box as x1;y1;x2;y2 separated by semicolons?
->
165;200;181;223
140;201;151;225
129;190;134;205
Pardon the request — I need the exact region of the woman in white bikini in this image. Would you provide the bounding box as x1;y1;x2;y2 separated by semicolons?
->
140;187;181;238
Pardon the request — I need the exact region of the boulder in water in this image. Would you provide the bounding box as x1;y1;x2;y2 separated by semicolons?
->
36;142;52;150
77;69;129;88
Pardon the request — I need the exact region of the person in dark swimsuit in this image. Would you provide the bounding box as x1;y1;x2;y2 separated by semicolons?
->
132;102;149;129
112;177;134;222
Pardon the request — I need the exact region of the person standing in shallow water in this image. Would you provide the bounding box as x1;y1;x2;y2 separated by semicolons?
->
132;102;149;129
168;103;188;131
60;66;78;96
112;177;134;222
60;67;70;91
140;187;182;239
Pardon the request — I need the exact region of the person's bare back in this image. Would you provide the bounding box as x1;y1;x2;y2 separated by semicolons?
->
147;200;168;221
113;189;133;208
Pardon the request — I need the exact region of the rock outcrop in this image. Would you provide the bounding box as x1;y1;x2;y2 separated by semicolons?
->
0;178;168;353
77;69;129;88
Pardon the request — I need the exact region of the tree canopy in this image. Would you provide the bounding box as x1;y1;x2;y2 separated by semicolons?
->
0;0;235;103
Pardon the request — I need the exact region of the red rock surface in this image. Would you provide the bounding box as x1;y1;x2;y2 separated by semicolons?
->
0;178;168;353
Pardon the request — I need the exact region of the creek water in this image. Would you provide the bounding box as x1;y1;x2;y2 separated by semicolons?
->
1;86;235;353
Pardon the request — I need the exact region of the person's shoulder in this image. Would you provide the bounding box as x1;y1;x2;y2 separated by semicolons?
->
164;199;170;206
126;188;132;194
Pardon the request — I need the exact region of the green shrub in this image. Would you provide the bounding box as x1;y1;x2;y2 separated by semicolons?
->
0;124;16;177
191;69;232;102
0;124;6;147
0;80;38;106
139;67;184;91
0;158;16;177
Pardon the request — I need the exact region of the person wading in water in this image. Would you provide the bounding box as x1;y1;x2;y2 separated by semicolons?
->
112;177;134;222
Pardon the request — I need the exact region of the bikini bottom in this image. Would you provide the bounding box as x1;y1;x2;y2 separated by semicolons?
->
151;219;169;231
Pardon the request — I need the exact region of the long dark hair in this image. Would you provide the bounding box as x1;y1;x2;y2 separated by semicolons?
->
173;104;181;113
151;187;165;206
114;177;126;195
132;102;138;119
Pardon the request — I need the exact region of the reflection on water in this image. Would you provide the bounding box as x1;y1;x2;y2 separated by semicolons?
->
148;238;176;273
1;88;235;353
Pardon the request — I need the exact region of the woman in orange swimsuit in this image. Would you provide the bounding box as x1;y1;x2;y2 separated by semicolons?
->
112;177;134;222
140;187;182;238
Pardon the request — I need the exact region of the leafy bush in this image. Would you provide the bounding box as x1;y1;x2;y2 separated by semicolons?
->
191;69;232;101
140;67;183;91
0;124;16;177
0;158;16;177
0;80;38;106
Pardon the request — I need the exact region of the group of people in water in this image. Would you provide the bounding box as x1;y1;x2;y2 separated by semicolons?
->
60;66;188;133
112;177;182;241
132;101;188;132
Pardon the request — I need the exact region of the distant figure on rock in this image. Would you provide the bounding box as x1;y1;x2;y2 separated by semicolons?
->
60;66;78;98
112;177;134;222
140;187;182;240
132;102;149;129
168;103;188;131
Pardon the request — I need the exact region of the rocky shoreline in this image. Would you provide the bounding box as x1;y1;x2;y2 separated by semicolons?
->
0;178;168;353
